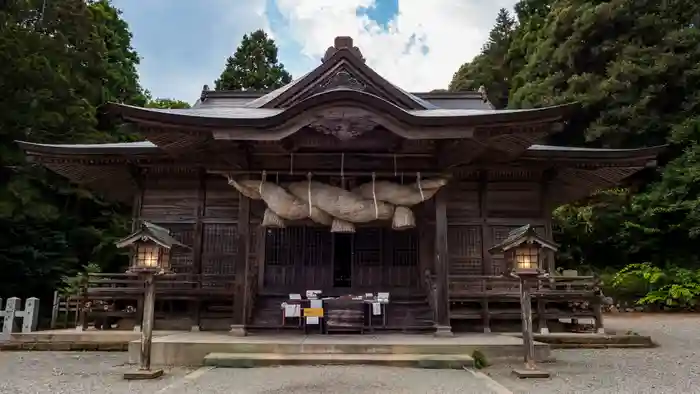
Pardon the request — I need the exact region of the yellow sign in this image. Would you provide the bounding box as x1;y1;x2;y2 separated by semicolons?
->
303;308;324;317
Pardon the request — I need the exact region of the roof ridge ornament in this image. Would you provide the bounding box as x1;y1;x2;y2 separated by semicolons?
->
322;36;365;63
478;85;488;103
200;84;211;102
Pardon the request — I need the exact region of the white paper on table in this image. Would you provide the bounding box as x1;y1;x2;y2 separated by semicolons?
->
285;304;300;318
372;302;381;315
306;316;319;325
310;299;323;308
378;292;390;303
289;294;302;300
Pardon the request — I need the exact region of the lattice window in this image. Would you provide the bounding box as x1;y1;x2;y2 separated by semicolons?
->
154;223;194;274
264;227;310;266
305;227;332;267
354;227;381;266
387;229;418;267
448;226;482;275
202;223;237;274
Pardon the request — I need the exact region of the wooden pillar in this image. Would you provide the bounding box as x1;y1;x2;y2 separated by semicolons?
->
593;299;605;334
139;273;156;371
129;168;144;333
519;275;537;369
540;169;556;273
230;190;250;336
434;188;452;336
191;169;206;331
537;299;548;334
478;171;492;275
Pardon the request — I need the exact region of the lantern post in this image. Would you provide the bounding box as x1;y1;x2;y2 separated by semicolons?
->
489;224;558;379
116;222;188;380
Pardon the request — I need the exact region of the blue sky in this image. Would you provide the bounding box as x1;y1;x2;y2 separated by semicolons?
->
112;0;515;104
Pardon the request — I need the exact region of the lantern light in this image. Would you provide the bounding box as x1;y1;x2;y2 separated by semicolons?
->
116;222;187;274
489;224;558;276
514;242;541;271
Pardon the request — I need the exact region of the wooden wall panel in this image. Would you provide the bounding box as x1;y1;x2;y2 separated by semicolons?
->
448;226;482;275
446;181;479;222
486;182;541;218
140;177;199;222
205;175;240;219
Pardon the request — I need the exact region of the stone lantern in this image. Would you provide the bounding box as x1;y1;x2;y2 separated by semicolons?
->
489;224;558;379
116;222;189;380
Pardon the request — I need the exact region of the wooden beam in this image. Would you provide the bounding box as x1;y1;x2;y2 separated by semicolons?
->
434;188;452;335
437;139;490;168
249;153;436;173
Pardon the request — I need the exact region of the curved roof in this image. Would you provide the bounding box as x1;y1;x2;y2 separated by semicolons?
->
196;89;495;111
108;88;576;131
16;139;665;163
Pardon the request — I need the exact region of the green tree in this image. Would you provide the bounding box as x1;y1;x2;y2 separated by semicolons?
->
506;0;700;269
0;0;145;303
447;0;700;278
146;98;191;109
449;8;515;108
215;29;292;91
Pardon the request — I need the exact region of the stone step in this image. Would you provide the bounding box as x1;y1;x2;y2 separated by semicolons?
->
203;352;474;369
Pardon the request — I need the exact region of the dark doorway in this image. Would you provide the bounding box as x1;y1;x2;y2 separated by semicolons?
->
333;233;353;287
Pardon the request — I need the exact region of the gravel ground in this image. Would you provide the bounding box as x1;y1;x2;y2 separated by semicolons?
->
0;352;195;394
486;314;700;394
164;366;502;394
0;352;499;394
2;314;699;393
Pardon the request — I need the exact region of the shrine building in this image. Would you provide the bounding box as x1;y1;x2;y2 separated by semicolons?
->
18;37;664;335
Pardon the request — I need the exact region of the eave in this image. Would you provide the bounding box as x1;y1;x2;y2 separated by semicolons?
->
16;140;665;166
18;137;665;209
107;90;577;141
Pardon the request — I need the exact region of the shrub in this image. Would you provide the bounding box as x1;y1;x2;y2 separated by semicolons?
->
471;350;488;369
612;263;700;310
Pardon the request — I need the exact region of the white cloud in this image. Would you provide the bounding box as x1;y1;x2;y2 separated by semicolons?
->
119;0;518;100
115;0;271;103
274;0;519;91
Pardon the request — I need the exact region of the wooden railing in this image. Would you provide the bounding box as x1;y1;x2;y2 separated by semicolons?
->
446;274;604;332
78;273;236;330
448;275;600;298
50;291;80;329
84;273;236;298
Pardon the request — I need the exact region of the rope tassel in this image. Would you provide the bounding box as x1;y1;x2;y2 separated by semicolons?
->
307;172;313;216
372;172;379;219
417;172;425;201
259;170;267;195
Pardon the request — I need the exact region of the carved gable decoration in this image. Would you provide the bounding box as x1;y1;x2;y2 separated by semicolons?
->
307;107;377;141
269;36;427;110
316;67;366;92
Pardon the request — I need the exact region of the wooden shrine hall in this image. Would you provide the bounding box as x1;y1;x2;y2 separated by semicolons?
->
19;36;664;335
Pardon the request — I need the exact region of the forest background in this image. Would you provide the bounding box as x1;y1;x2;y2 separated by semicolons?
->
2;0;699;313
